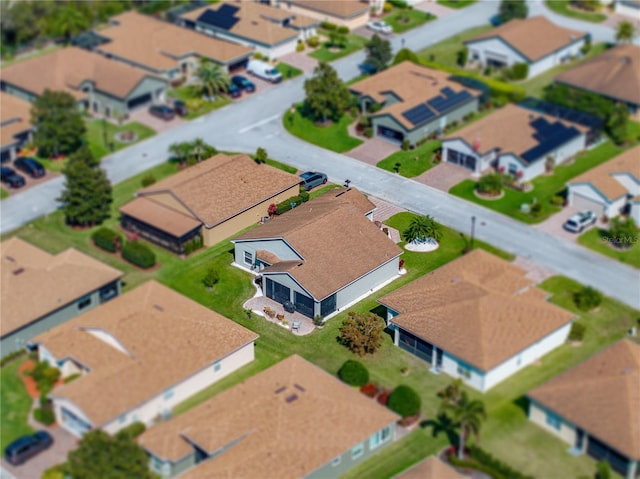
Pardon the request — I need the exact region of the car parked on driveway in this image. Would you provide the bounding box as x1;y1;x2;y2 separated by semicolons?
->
1;167;26;188
299;171;327;190
149;104;175;121
367;21;392;35
4;431;53;466
563;210;597;233
231;75;256;93
173;100;188;117
14;157;45;178
227;83;242;99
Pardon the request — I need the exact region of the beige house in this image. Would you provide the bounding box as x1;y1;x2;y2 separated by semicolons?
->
32;280;258;438
528;340;640;479
139;355;399;479
119;153;302;254
1;237;123;356
0;92;34;163
277;0;371;29
394;456;465;479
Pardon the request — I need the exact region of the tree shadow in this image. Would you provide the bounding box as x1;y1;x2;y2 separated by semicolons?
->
513;395;529;415
421;413;459;446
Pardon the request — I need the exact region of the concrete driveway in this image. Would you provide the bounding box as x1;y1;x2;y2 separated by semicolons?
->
129;108;185;133
415;162;472;192
278;52;319;75
414;1;456;18
347;135;399;166
533;206;599;243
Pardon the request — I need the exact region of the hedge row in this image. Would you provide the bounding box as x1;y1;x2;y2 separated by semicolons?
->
275;189;310;215
92;226;157;268
122;241;156;269
92;227;122;253
115;421;146;441
183;235;203;255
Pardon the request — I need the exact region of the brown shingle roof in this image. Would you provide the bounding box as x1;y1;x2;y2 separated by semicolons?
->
395;457;465;479
289;0;369;19
556;43;640;106
1;238;123;338
349;62;481;130
130;153;301;228
98;11;252;71
33;281;258;426
139;355;399;478
467;16;587;62
379;249;575;371
529;340;640;460
0;92;33;148
569;145;640;201
119;196;202;237
235;188;402;300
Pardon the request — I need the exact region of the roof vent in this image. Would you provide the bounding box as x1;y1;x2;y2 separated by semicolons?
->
275;386;287;394
285;393;299;403
12;268;25;275
153;304;165;312
294;383;305;392
451;276;462;283
252;20;258;25
622;367;633;375
5;256;15;262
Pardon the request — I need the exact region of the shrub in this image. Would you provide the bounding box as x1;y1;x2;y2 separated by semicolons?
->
530;202;543;216
574;286;603;311
388;0;409;7
465;445;535;479
609;217;638;248
393;48;419;65
0;350;26;367
296;41;305;52
483;66;492;76
34;407;55;425
377;389;391;406
338;360;369;387
115;421;146;441
42;466;65;479
29;361;60;395
596;461;612;479
360;383;377;398
569;322;586;341
387;385;421;418
307;36;320;48
253;52;263;60
64;373;81;384
401;139;410;151
92;227;122;253
299;189;310;202
358;115;371;128
364;127;373;138
203;268;220;289
337;25;350;34
320;21;337;31
551;195;565;207
476;173;503;195
122;241;156;269
141;174;156;187
383;1;393;13
510;62;529;80
457;47;468;67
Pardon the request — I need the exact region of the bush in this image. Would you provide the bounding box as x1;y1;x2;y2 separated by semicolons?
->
573;286;603;311
338;360;369;387
64;373;81;384
530;202;543;216
551;195;565;206
387;385;421;418
476;173;503;195
388;0;409;7
29;361;60;395
313;315;324;326
92;227;122;253
183;236;203;255
568;322;586;341
377;389;391;406
364;127;373;138
394;48;419;65
141;174;156;187
0;350;26;367
321;21;337;31
457;47;468;67
596;461;612;479
122;241;156;269
34;407;55;425
296;42;305;52
609;217;638;248
115;421;146;441
307;36;320;48
337;25;350;34
299;189;310;202
510;62;529;80
253;52;263;60
42;466;65;479
275;195;305;215
203;268;219;289
468;445;535;479
401;139;410;151
383;1;393;13
358;115;371;128
360;383;377;398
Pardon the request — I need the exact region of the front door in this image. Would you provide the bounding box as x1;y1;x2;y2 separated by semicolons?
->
575;428;585;450
436;348;443;369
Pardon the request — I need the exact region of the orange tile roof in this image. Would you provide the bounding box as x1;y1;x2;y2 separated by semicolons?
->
119;196;202;237
379;249;575;371
529;340;640;460
0;92;33;148
34;281;258;426
289;0;369;19
395;456;465;479
467;16;587;62
1;237;123;337
139;355;399;478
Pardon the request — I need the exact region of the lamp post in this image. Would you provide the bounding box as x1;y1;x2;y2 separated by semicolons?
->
470;215;476;250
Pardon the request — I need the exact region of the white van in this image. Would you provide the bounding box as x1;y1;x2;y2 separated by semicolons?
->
246;60;283;83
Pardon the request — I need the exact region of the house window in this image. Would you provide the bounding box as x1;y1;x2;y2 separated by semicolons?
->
331;456;341;466
508;163;518;176
214;362;221;373
151;456;163;473
457;363;472;379
78;296;92;310
164;388;174;401
244;251;253;266
119;413;127;424
546;411;562;431
380;425;392;442
351;443;364;460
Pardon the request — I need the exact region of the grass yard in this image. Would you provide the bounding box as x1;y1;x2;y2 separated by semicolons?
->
264;158;297;174
167;85;231;120
1;187;8;200
449;140;630;224
417;25;493;69
545;0;607;22
578;227;640;269
384;8;435;34
437;0;476;8
309;33;368;62
283;105;363;153
85;120;156;160
1;359;34;450
276;62;303;80
377;141;441;177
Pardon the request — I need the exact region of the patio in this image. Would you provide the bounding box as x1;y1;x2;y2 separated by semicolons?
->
244;294;316;336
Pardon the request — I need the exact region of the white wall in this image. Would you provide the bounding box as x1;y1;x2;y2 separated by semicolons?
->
441;138;483;174
334;258;399;311
631;202;640;224
527;39;586;78
528;400;578;445
568;184;608;215
234;238;301;268
616;2;640;19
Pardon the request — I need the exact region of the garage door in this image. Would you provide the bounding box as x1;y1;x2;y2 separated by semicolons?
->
127;92;153;110
571;192;604;216
377;126;404;143
446;148;476;171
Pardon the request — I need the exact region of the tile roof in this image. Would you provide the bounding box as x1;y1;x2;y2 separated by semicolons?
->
569;145;640;201
289;0;370;19
467;16;587;62
235;188;402;300
1;47;164;99
395;456;465;479
349;62;481;130
127;153;301;228
33;281;258;426
1;238;123;338
119;196;202;237
139;355;399;478
529;340;640;460
378;249;575;371
98;11;252;71
0;92;33;148
556;44;640;106
446;103;587;164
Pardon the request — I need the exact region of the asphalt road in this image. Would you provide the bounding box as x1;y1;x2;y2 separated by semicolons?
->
2;1;638;309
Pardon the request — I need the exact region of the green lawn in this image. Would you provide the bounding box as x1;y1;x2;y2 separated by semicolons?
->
283;106;363;153
1;187;8;200
437;0;476;8
1;359;34;450
545;0;607;22
309;33;368;62
377;141;441;177
264;158;297;174
578;227;640;268
449;140;630;224
384;8;434;34
417;25;493;69
276;62;303;80
167;85;231;120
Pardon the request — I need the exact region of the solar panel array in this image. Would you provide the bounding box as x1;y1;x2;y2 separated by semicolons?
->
518;98;603;130
428;90;473;113
521;119;581;163
197;4;241;31
402;104;435;126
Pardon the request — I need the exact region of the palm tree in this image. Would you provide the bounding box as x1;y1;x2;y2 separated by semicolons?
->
168;141;193;165
441;391;487;459
616;20;636;43
437;379;464;408
191;138;207;162
196;61;230;100
50;6;90;43
403;215;442;244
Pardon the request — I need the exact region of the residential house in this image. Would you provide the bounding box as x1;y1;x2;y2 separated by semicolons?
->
441;103;587;181
276;0;371;29
555;44;640;120
615;0;640;19
465;16;588;78
232;187;402;319
0;237;123;356
0;47;168;118
138;354;399;479
1;92;34;163
179;2;318;59
567;145;640;222
528;340;640;479
394;456;465;479
378;249;575;392
90;11;253;81
31;280;258;438
119;153;302;254
349;61;481;146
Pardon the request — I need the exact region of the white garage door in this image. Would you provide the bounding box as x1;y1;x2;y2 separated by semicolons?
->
571;193;605;216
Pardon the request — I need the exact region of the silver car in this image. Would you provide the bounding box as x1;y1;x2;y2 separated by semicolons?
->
563;210;597;233
367;21;393;35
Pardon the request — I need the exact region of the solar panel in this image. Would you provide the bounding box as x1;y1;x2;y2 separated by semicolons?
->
197;4;240;30
521;123;581;163
441;86;455;97
428;90;472;113
402;104;435;126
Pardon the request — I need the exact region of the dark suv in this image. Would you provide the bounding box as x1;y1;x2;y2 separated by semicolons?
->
149;104;175;121
1;166;26;188
14;157;45;178
4;431;53;465
173;100;188;117
231;75;256;93
227;83;242;99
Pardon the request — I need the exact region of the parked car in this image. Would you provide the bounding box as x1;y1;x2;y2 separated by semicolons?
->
367;21;392;35
14;157;45;178
246;59;282;83
299;171;328;190
149;104;175;121
231;75;256;93
563;210;597;233
4;431;53;465
0;166;26;188
173;100;188;117
227;83;242;98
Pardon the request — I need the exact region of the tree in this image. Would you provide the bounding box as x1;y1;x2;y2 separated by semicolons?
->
169;141;194;165
393;48;419;65
498;0;528;22
58;146;112;226
339;312;385;356
476;173;503;195
303;62;351;124
616;20;636;43
328;30;347;48
337;359;369;386
441;391;487;459
608;217;638;248
202;267;220;289
437;379;464;409
403;215;442;244
607;103;632;145
49;6;90;43
255;147;268;164
63;430;157;479
196;61;230;99
365;34;392;72
31;90;86;158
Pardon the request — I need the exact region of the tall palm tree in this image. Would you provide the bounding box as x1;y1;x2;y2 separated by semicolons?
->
196;61;230;100
168;141;193;165
442;391;487;459
403;215;442;244
191;138;207;162
616;20;636;43
50;6;90;43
